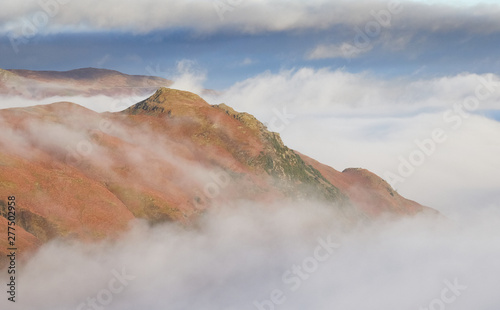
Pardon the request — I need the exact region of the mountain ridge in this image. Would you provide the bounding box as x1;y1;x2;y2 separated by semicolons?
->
0;86;436;267
0;67;173;99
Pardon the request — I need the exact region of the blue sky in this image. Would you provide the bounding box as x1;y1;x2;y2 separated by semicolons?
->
1;0;500;89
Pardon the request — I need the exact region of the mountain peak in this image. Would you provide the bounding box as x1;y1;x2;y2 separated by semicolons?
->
0;84;436;265
124;87;209;116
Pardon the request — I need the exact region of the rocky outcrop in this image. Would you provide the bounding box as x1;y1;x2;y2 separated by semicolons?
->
214;102;348;203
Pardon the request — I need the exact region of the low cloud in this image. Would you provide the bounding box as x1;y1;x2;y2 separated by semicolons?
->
208;68;500;117
0;95;147;113
205;68;500;217
168;60;207;95
3;67;499;217
1;201;500;309
0;67;499;309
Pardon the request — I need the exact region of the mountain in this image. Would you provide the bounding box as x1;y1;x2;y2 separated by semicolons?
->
0;87;436;266
0;67;172;99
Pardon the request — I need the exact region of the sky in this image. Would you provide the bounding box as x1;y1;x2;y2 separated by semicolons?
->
1;1;500;309
1;0;500;88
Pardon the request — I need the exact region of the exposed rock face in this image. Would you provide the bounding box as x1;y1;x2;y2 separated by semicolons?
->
0;87;435;266
215;103;348;204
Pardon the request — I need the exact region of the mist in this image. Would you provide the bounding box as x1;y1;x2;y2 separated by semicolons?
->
0;93;151;113
204;68;500;218
2;0;500;307
1;68;499;309
1;201;500;310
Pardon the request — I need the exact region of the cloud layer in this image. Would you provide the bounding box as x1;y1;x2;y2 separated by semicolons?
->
210;68;500;115
1;2;499;308
1;201;500;310
0;65;499;309
205;68;500;217
2;0;500;36
2;66;498;217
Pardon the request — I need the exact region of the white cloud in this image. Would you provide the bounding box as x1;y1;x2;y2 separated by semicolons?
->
3;67;499;217
307;42;372;60
412;0;500;6
281;113;500;218
1;65;499;310
1;0;500;36
205;68;500;216
168;59;207;94
240;57;255;66
1;202;500;309
208;68;500;117
0;94;149;113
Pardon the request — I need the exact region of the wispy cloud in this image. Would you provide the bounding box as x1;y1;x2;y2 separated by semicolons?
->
307;43;372;60
168;59;207;94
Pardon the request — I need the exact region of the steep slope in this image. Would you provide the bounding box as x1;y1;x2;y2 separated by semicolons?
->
125;88;349;204
0;87;435;266
298;153;433;217
0;67;172;98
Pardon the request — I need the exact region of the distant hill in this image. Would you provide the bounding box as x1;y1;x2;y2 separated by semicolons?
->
0;67;172;99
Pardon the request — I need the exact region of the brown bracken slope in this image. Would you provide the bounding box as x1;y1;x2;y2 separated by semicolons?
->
0;87;436;266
